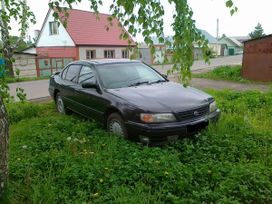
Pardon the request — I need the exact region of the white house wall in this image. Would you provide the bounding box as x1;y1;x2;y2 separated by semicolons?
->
79;47;131;60
209;44;222;56
36;9;75;47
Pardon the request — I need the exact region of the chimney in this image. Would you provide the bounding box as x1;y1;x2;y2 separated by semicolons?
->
216;19;219;40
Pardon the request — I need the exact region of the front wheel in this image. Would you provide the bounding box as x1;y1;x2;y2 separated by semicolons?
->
107;113;128;138
56;93;69;114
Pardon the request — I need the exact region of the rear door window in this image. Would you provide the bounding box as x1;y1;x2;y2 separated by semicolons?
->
65;64;81;83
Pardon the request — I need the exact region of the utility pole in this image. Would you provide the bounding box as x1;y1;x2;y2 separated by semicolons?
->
216;18;220;56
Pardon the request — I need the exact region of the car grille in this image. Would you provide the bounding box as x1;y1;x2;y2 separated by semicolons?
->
176;105;209;122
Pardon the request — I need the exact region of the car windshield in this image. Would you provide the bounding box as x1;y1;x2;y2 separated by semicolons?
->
96;63;166;89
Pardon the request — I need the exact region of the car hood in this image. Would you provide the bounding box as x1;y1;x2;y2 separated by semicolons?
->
106;82;212;113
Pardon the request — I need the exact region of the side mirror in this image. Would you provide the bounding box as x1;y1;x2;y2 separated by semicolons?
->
82;80;98;89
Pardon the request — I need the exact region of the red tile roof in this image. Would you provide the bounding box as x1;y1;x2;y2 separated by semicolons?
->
59;9;135;46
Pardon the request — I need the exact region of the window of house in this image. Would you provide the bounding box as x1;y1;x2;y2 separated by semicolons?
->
49;21;59;35
86;50;96;59
122;50;129;58
78;66;95;84
104;50;115;58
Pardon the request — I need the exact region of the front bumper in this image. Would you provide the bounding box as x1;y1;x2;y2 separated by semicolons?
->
126;109;220;145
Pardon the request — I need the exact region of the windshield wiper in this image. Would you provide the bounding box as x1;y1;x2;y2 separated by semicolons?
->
129;81;150;87
149;79;166;85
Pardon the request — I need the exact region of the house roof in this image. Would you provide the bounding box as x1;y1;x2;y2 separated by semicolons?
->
230;36;250;43
150;29;219;46
219;36;242;47
243;34;272;43
228;37;243;47
58;9;135;46
199;29;218;44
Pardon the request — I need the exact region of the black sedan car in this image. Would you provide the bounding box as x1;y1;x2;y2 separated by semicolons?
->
49;59;220;145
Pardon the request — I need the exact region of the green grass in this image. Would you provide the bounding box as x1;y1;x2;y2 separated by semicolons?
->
193;65;250;83
3;90;272;203
1;76;49;84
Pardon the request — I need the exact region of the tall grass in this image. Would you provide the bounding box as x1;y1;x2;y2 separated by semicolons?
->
3;90;272;203
193;65;249;83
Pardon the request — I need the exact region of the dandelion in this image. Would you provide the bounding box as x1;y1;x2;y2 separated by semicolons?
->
66;137;72;141
99;179;103;183
22;145;27;149
104;167;108;170
17;158;21;161
93;192;99;197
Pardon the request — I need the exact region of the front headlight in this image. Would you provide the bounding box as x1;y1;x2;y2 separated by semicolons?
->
209;101;217;113
140;113;176;123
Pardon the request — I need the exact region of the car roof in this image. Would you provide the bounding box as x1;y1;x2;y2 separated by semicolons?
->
73;59;141;66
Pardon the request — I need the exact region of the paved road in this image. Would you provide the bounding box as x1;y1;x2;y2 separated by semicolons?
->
168;76;269;92
9;79;50;101
153;55;243;74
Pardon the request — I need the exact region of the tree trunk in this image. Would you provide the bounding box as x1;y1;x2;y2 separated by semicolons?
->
0;96;9;195
0;0;14;77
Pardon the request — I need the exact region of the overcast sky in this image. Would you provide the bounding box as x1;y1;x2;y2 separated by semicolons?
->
11;0;272;41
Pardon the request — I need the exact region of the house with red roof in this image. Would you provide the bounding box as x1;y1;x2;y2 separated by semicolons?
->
34;8;135;76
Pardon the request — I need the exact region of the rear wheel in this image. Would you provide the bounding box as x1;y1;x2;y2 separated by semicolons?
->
107;113;128;138
56;93;69;114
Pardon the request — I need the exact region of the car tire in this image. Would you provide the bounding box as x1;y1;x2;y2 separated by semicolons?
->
56;93;70;114
107;113;128;138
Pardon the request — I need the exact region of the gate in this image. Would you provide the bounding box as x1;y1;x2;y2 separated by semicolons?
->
36;57;74;77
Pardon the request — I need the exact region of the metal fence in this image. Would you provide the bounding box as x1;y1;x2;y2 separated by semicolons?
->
36;57;74;77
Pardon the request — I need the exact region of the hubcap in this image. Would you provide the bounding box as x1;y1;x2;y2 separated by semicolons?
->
109;120;124;137
57;96;64;113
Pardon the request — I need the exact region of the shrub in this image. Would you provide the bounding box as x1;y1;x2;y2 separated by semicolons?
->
193;65;249;83
6;102;55;124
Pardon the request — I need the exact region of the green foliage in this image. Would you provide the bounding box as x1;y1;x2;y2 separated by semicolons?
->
15;87;27;102
249;23;266;40
0;78;13;103
193;65;250;83
15;68;20;78
4;90;272;203
3;76;49;84
6;102;51;124
0;77;28;102
0;0;36;77
8;36;29;52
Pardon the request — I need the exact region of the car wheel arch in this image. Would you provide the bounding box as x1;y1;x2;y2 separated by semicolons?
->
104;107;124;128
54;89;60;102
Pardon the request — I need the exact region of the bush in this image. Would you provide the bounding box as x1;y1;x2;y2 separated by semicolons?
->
193;65;249;83
6;102;55;124
4;90;272;203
